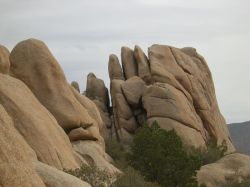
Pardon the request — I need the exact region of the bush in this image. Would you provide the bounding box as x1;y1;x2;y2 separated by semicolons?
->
111;167;161;187
127;121;202;187
105;138;128;169
64;164;112;187
190;138;227;165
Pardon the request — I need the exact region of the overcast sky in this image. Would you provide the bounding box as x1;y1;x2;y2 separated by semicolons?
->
0;0;249;123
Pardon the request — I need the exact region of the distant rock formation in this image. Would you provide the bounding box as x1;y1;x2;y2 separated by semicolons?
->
228;121;250;154
101;44;234;151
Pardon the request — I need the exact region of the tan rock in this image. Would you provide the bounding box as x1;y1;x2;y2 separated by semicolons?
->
86;73;110;110
35;161;91;187
108;54;124;80
73;140;121;175
71;81;80;92
68;127;98;141
0;105;45;187
121;46;137;79
0;74;78;170
142;83;207;140
197;153;250;187
0;45;10;74
10;38;92;131
121;76;146;108
71;86;105;145
134;45;152;84
148;44;234;152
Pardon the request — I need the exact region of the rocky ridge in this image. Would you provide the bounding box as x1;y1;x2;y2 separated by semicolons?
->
0;38;248;187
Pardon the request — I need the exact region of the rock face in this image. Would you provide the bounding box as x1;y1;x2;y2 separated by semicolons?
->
0;105;45;187
9;39;118;176
107;44;234;151
0;74;78;170
10;39;93;131
197;153;250;187
35;161;91;187
85;72;111;138
0;45;10;74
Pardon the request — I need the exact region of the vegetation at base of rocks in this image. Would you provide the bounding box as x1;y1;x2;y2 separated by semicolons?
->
190;138;227;166
223;180;250;187
64;164;112;187
66;121;227;187
127;121;202;187
112;167;161;187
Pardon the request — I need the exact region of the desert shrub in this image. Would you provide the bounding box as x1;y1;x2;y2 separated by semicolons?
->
127;121;202;187
190;138;227;165
111;167;161;187
105;138;128;169
64;164;112;187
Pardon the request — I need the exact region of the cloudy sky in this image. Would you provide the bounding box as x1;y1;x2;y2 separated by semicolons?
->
0;0;249;123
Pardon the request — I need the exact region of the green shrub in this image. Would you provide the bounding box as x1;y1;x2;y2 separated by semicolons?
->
64;164;112;187
105;138;128;169
111;167;161;187
190;138;227;166
127;121;202;187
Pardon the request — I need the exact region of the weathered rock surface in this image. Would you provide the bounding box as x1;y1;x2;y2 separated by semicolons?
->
10;39;93;131
73;140;121;175
121;76;146;108
197;153;250;187
35;161;91;187
108;54;124;80
0;45;10;74
71;81;80;92
121;47;137;79
85;73;111;138
0;105;45;187
107;44;234;151
0;74;78;170
134;45;152;84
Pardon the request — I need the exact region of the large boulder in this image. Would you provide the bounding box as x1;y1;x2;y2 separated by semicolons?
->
35;161;91;187
121;76;146;108
72;140;121;175
0;74;78;170
10;39;93;131
0;105;45;187
197;153;250;187
0;45;10;74
108;54;124;80
134;45;152;84
121;47;137;79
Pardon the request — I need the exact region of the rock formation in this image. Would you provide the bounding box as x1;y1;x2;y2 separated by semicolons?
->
0;45;10;74
197;153;250;187
85;72;111;139
106;44;235;152
0;38;244;186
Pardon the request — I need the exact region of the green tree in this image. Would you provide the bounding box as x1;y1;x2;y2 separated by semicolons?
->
127;121;202;187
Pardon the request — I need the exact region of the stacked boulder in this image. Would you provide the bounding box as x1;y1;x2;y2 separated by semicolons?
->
107;44;235;152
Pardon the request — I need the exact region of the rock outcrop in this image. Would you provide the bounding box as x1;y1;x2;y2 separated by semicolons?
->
106;44;234;151
0;74;78;170
0;45;10;74
197;153;250;187
0;105;45;187
9;39;118;175
85;72;111;138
